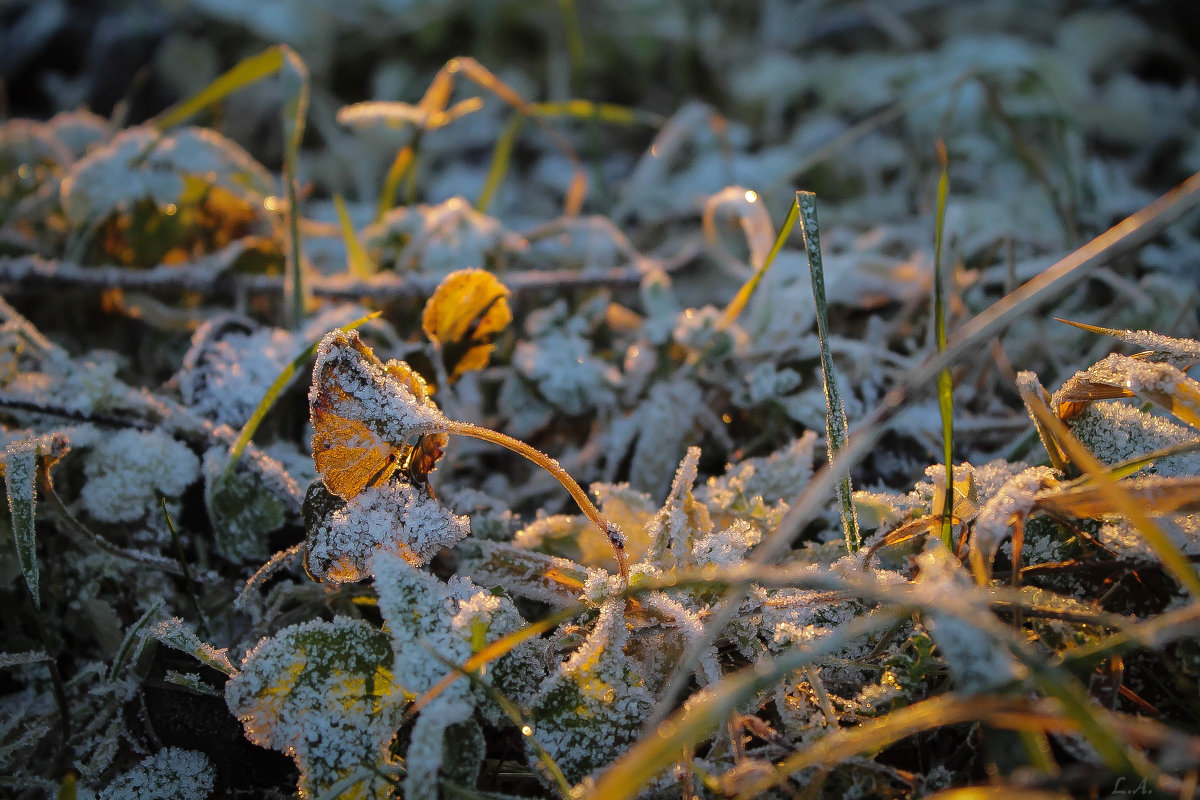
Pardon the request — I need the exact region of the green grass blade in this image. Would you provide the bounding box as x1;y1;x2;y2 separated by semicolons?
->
161;497;206;633
223;311;381;478
333;194;377;278
530;100;661;126
933;141;955;550
798;191;860;553
477;114;527;215
280;46;311;329
720;192;799;328
4;440;39;608
150;46;286;131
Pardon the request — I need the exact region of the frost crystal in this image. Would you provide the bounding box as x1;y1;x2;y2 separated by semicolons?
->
1070;401;1200;476
914;547;1027;693
148;617;235;676
98;747;215;800
225;616;400;800
305;480;470;584
310;329;449;444
972;466;1059;561
61;126;272;226
81;429;200;523
175;315;297;426
529;599;654;784
373;550;542;717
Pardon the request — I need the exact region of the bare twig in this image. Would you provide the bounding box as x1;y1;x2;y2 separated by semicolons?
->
0;240;699;302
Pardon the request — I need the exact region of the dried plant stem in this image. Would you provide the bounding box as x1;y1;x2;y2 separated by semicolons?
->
447;420;629;581
797;191;860;554
0;241;698;302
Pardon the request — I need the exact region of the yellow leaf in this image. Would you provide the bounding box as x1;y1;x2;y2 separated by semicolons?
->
421;269;512;380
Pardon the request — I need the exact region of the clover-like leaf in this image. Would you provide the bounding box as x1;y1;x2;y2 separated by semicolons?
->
225;617;400;800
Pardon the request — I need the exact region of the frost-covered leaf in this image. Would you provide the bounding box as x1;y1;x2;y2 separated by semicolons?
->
971;465;1058;562
913;548;1027;694
1069;401;1200;477
644;446;710;564
203;448;284;563
458;538;588;606
310;330;449;500
304;478;470;584
82;429;200;524
620;377;720;494
513;301;617;416
97;747;215;800
529;599;654;784
225;616;399;800
147;617;235;676
404;692;476;800
362;196;519;275
3;439;38;608
422;268;512;380
60;126;272;227
373;551;544;721
174;314;297;427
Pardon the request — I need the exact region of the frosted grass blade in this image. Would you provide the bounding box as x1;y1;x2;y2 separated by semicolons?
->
798;191;860;553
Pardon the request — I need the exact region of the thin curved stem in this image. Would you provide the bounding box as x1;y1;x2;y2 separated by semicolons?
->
447;420;629;581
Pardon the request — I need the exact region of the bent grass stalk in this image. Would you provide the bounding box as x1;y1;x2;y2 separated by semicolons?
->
445;420;629;581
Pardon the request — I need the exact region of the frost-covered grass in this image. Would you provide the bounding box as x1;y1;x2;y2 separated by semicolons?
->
3;3;1200;799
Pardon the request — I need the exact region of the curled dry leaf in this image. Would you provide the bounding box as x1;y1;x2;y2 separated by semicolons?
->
421;268;512;381
309;330;448;500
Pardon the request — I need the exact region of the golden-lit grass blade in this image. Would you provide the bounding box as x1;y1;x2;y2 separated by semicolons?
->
224;311;381;478
477;114;525;214
531;100;662;126
150;46;287;131
860;514;948;568
377;142;417;222
1036;475;1200;519
332;194;376;279
922;786;1070;800
1018;382;1200;598
720;193;798;327
1017;373;1070;472
933;140;955;550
